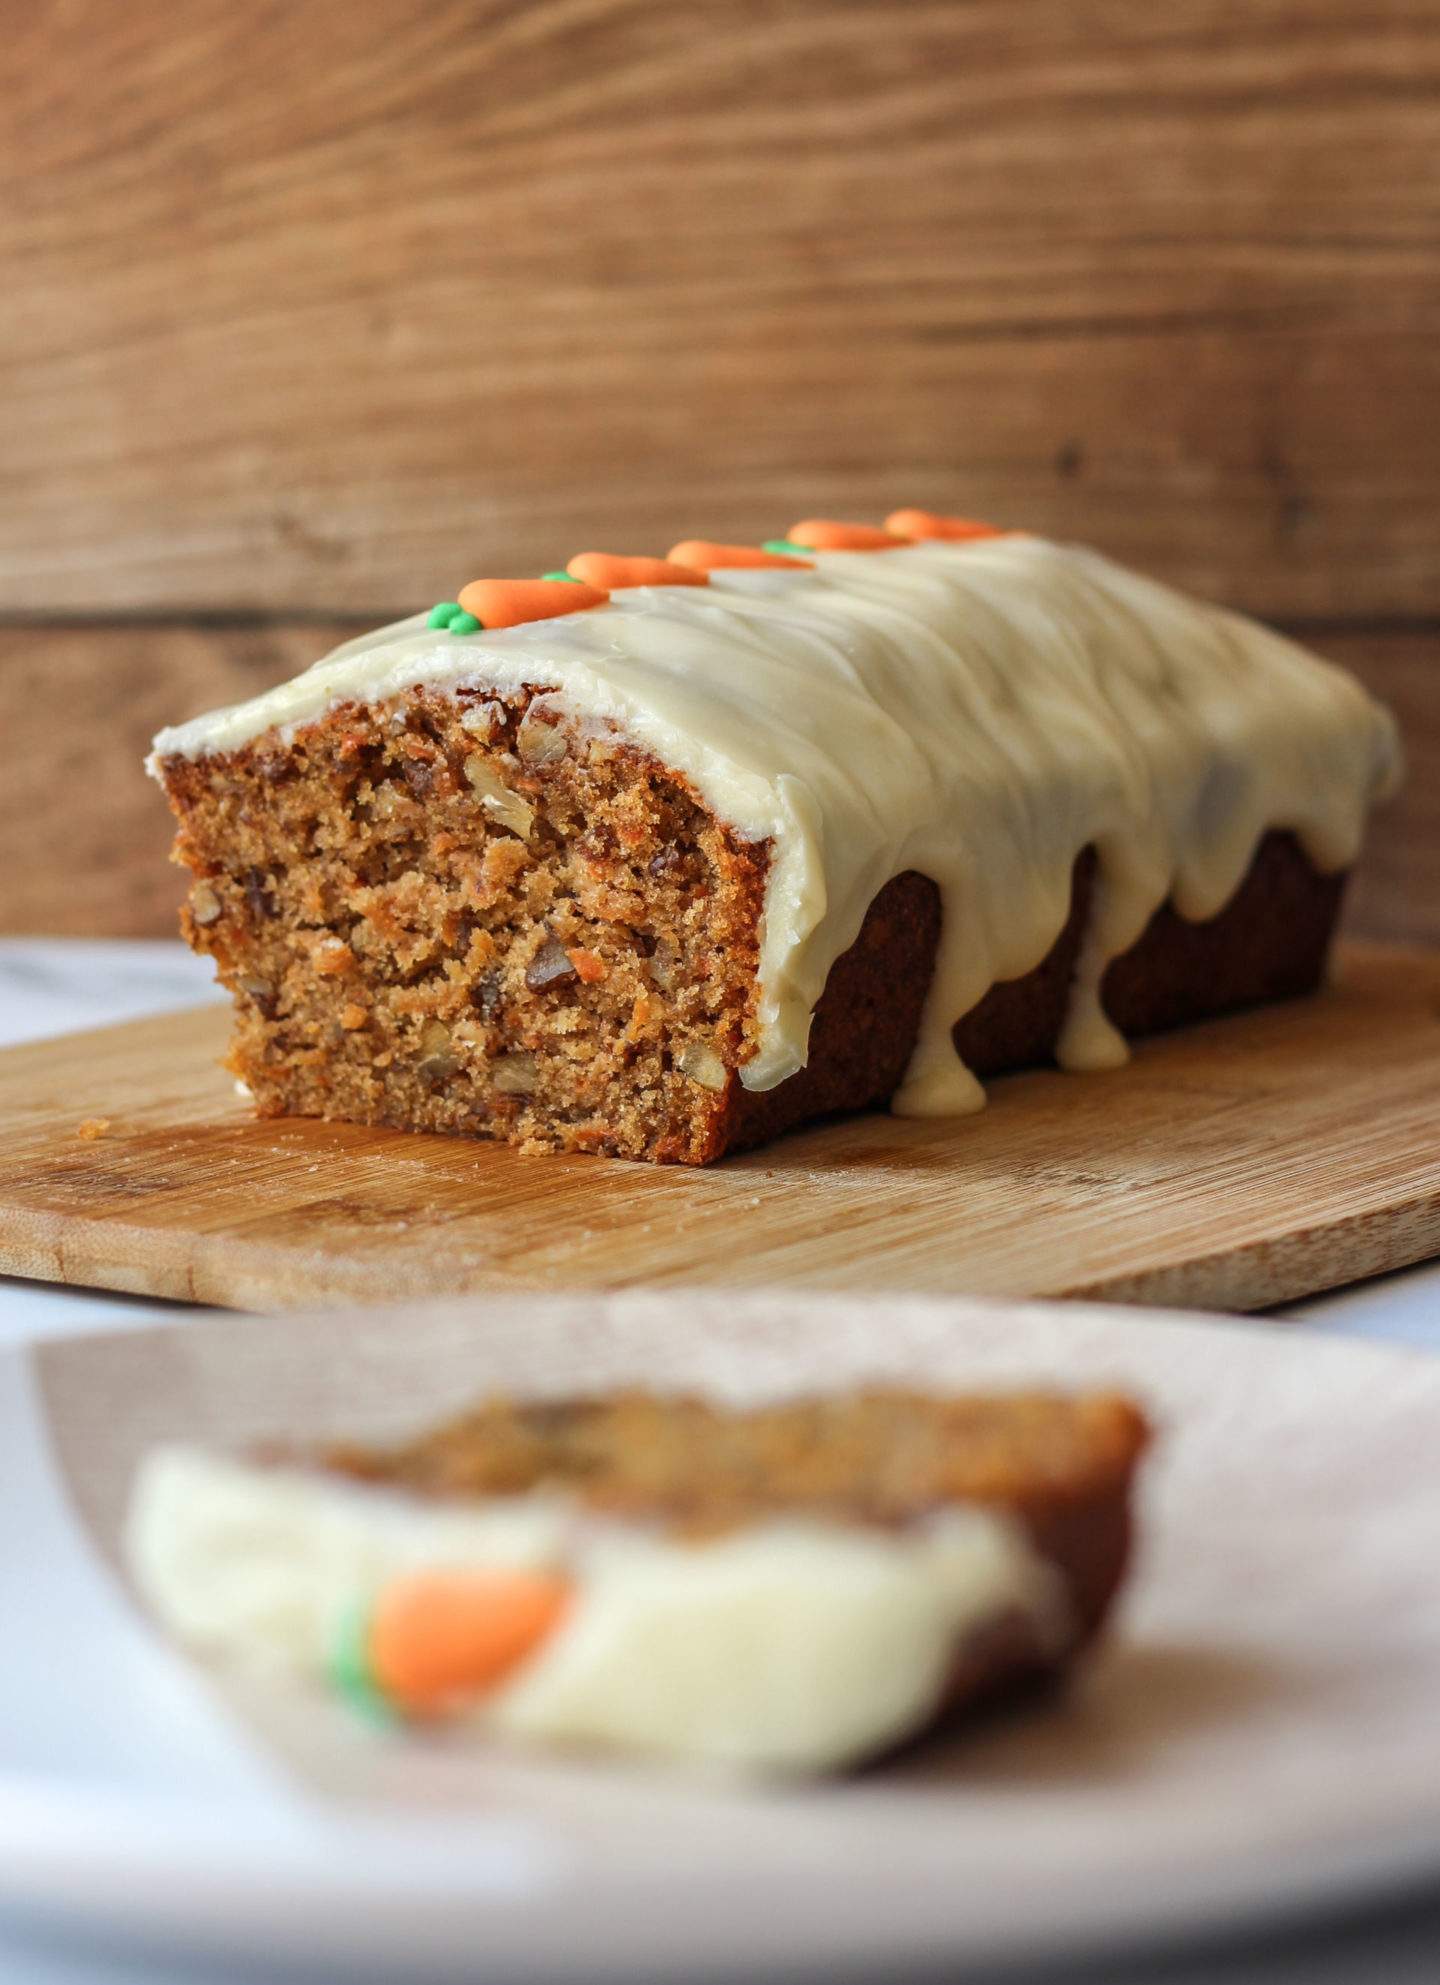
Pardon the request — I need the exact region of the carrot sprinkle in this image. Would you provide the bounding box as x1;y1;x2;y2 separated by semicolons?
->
785;520;909;552
457;578;608;630
667;540;813;571
567;553;709;590
885;509;1005;542
367;1568;571;1718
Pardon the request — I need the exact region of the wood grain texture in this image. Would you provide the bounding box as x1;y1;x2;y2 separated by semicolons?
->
2;1;1438;620
1316;629;1440;950
0;944;1435;1313
0;621;349;935
0;620;1430;942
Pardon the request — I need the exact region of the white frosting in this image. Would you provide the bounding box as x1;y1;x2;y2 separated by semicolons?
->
125;1446;1065;1772
148;539;1399;1112
124;1446;571;1674
490;1513;1061;1771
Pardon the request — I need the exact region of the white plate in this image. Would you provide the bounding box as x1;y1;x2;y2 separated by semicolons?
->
6;1289;1440;1981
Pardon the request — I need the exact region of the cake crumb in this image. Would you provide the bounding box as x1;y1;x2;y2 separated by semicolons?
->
76;1118;111;1141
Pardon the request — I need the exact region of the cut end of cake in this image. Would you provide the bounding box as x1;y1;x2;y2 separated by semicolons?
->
158;684;770;1164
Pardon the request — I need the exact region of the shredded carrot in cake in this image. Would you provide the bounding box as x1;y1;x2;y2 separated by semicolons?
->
567;553;709;590
567;946;608;983
457;578;609;630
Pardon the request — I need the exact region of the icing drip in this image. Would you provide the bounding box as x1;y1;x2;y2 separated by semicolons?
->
149;538;1399;1115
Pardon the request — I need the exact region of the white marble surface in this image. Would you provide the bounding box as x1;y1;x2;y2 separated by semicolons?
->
0;937;1437;1985
0;937;222;1051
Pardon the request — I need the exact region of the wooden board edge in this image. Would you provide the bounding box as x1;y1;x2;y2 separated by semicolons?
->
1066;1192;1440;1314
0;1204;536;1313
8;1186;1440;1317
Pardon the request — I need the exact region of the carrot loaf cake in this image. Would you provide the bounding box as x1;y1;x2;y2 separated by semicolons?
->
125;1385;1150;1772
148;513;1400;1163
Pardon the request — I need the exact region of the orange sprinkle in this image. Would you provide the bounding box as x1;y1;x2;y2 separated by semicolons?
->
457;578;608;630
885;508;1005;542
567;947;608;983
369;1568;571;1717
786;519;908;552
567;552;709;590
667;539;813;571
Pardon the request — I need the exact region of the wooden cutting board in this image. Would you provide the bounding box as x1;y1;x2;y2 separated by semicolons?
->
1;943;1437;1315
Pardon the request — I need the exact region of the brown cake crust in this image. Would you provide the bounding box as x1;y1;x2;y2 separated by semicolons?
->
157;679;1345;1166
720;832;1343;1156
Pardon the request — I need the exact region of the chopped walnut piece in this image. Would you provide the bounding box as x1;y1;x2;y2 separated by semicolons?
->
416;1018;460;1080
516;709;568;766
526;935;577;991
676;1041;728;1091
464;757;535;839
492;1053;538;1095
460;700;506;742
189;882;222;925
648;935;681;990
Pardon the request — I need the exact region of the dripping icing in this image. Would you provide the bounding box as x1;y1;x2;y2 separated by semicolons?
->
148;537;1400;1114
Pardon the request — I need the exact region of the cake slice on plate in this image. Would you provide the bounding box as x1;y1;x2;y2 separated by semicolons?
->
125;1384;1151;1774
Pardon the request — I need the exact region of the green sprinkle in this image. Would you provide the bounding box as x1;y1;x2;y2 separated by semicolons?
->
328;1597;395;1728
449;610;482;635
540;571;582;583
427;601;462;629
761;540;812;558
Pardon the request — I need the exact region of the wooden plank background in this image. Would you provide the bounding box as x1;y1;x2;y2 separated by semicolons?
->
1;1;1435;938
